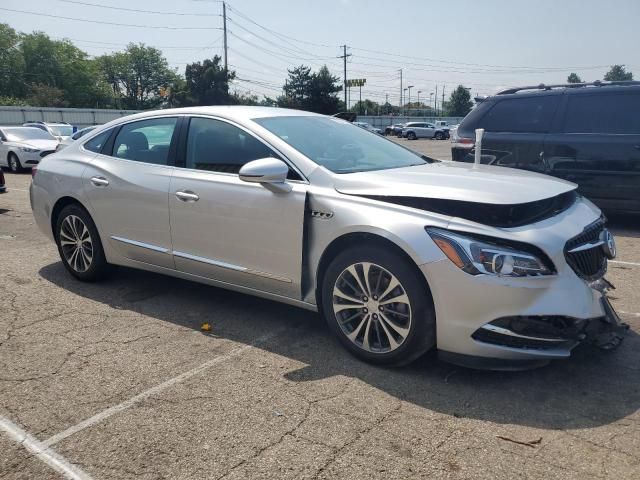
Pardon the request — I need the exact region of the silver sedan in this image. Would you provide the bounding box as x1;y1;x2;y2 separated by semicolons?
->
30;107;625;368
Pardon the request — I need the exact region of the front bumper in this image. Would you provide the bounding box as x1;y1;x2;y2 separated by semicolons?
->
420;259;625;368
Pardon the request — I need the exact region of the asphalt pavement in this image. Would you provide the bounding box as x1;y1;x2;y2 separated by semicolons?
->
1;159;639;479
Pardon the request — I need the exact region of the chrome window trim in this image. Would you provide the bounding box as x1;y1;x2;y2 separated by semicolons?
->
110;236;170;253
180;114;309;184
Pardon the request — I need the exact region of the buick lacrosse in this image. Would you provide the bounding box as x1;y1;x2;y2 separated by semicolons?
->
30;107;626;369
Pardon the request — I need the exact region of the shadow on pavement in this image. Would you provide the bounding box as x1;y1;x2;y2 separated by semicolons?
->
40;261;640;431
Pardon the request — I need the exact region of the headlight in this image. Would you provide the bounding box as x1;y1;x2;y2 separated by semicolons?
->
426;227;554;277
20;147;39;153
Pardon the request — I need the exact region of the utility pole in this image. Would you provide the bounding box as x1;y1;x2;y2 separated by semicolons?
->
222;2;228;70
399;69;403;115
385;93;388;114
442;86;446;117
338;45;351;109
435;85;438;116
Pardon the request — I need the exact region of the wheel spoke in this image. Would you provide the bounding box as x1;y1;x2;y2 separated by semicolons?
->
377;317;400;350
60;230;75;242
379;312;410;339
333;287;365;306
362;263;373;298
347;265;368;297
361;315;372;350
334;303;365;313
379;277;400;302
380;292;410;306
339;311;362;326
347;314;369;342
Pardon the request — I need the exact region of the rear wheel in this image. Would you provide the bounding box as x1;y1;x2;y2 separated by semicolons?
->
55;204;109;281
322;246;436;365
435;131;445;140
407;131;417;140
8;153;22;173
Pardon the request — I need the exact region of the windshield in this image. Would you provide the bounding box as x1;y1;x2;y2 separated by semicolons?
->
254;116;428;173
3;127;56;142
49;125;74;137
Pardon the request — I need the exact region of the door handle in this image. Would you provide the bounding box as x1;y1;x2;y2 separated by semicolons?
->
175;190;199;202
90;176;109;187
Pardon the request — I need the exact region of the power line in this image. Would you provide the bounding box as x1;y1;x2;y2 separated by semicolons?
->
0;7;222;30
58;0;221;16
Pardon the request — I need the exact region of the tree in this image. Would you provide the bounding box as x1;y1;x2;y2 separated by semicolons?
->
26;83;67;107
604;65;633;81
279;65;313;109
183;55;235;106
0;24;26;98
445;85;473;117
97;43;176;109
350;99;380;115
308;66;342;114
567;73;583;83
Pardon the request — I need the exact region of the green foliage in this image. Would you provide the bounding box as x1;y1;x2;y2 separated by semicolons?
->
567;73;583;83
604;65;633;81
0;24;26;98
278;65;342;114
26;84;67;107
181;56;235;106
445;85;473;117
0;96;30;106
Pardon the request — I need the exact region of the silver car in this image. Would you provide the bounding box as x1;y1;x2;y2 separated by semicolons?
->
23;121;74;142
30;107;626;369
0;126;59;172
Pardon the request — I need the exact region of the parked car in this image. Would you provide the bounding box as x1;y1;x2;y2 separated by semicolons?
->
0;126;59;172
353;122;383;135
23;121;74;142
451;81;640;214
402;122;449;140
0;169;6;193
434;120;452;133
57;126;98;151
385;123;405;136
31;106;625;369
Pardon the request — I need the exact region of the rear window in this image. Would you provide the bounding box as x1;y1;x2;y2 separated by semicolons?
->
481;95;560;133
564;93;640;135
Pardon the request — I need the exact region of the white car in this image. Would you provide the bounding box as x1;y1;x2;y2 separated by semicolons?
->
23;122;74;142
354;122;383;135
0;127;59;172
57;126;98;151
402;122;449;140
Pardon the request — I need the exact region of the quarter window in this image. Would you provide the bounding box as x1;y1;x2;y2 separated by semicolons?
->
84;130;111;154
482;95;560;133
185;117;278;174
564;93;640;134
112;117;177;165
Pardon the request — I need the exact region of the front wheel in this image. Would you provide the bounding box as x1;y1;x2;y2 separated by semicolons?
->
8;153;22;173
407;132;417;140
55;204;109;281
322;246;436;365
434;131;445;140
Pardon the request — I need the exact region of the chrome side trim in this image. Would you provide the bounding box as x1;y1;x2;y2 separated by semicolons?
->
479;324;567;343
172;250;292;283
173;250;247;272
568;240;605;253
110;236;170;253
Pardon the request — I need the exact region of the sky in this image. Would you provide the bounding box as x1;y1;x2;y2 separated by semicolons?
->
2;0;639;107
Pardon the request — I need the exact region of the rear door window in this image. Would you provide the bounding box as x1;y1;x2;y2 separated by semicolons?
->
482;95;560;133
564;93;640;134
112;117;178;165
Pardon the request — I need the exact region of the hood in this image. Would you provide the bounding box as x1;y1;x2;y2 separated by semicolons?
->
13;139;59;151
334;161;576;205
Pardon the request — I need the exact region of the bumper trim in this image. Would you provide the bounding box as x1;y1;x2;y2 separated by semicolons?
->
438;350;551;371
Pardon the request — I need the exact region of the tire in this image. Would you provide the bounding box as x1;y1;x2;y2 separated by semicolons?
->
8;153;22;173
321;245;436;366
407;132;417;140
435;132;445;140
55;203;109;282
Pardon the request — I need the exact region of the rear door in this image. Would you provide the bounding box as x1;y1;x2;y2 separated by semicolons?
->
82;116;179;269
474;94;561;173
545;90;640;212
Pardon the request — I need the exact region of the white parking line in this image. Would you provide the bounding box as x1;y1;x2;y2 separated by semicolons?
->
6;188;29;192
610;260;640;267
43;329;283;448
620;311;640;318
0;415;94;480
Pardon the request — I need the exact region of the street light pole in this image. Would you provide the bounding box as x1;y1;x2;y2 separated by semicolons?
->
430;93;434;117
417;90;422;115
407;85;414;115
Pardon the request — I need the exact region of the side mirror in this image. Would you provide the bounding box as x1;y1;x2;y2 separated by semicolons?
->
239;158;292;193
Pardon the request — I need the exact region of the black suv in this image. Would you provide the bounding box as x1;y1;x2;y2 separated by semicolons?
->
451;81;640;214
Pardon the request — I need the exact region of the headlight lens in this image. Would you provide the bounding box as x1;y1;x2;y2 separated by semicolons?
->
426;227;554;277
20;147;39;153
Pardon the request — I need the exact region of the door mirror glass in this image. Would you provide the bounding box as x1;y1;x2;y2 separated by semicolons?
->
239;158;292;193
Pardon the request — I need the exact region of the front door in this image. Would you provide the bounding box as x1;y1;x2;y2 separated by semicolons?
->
82;116;179;269
169;116;307;298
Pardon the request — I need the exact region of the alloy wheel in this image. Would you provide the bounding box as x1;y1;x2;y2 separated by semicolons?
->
9;156;18;172
59;215;94;273
332;262;412;353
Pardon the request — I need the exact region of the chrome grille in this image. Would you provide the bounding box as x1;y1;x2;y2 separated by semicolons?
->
564;218;607;280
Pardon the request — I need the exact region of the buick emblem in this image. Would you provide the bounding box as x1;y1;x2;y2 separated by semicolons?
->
600;229;616;259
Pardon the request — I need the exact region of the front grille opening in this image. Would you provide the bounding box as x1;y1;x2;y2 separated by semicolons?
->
564;218;607;280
